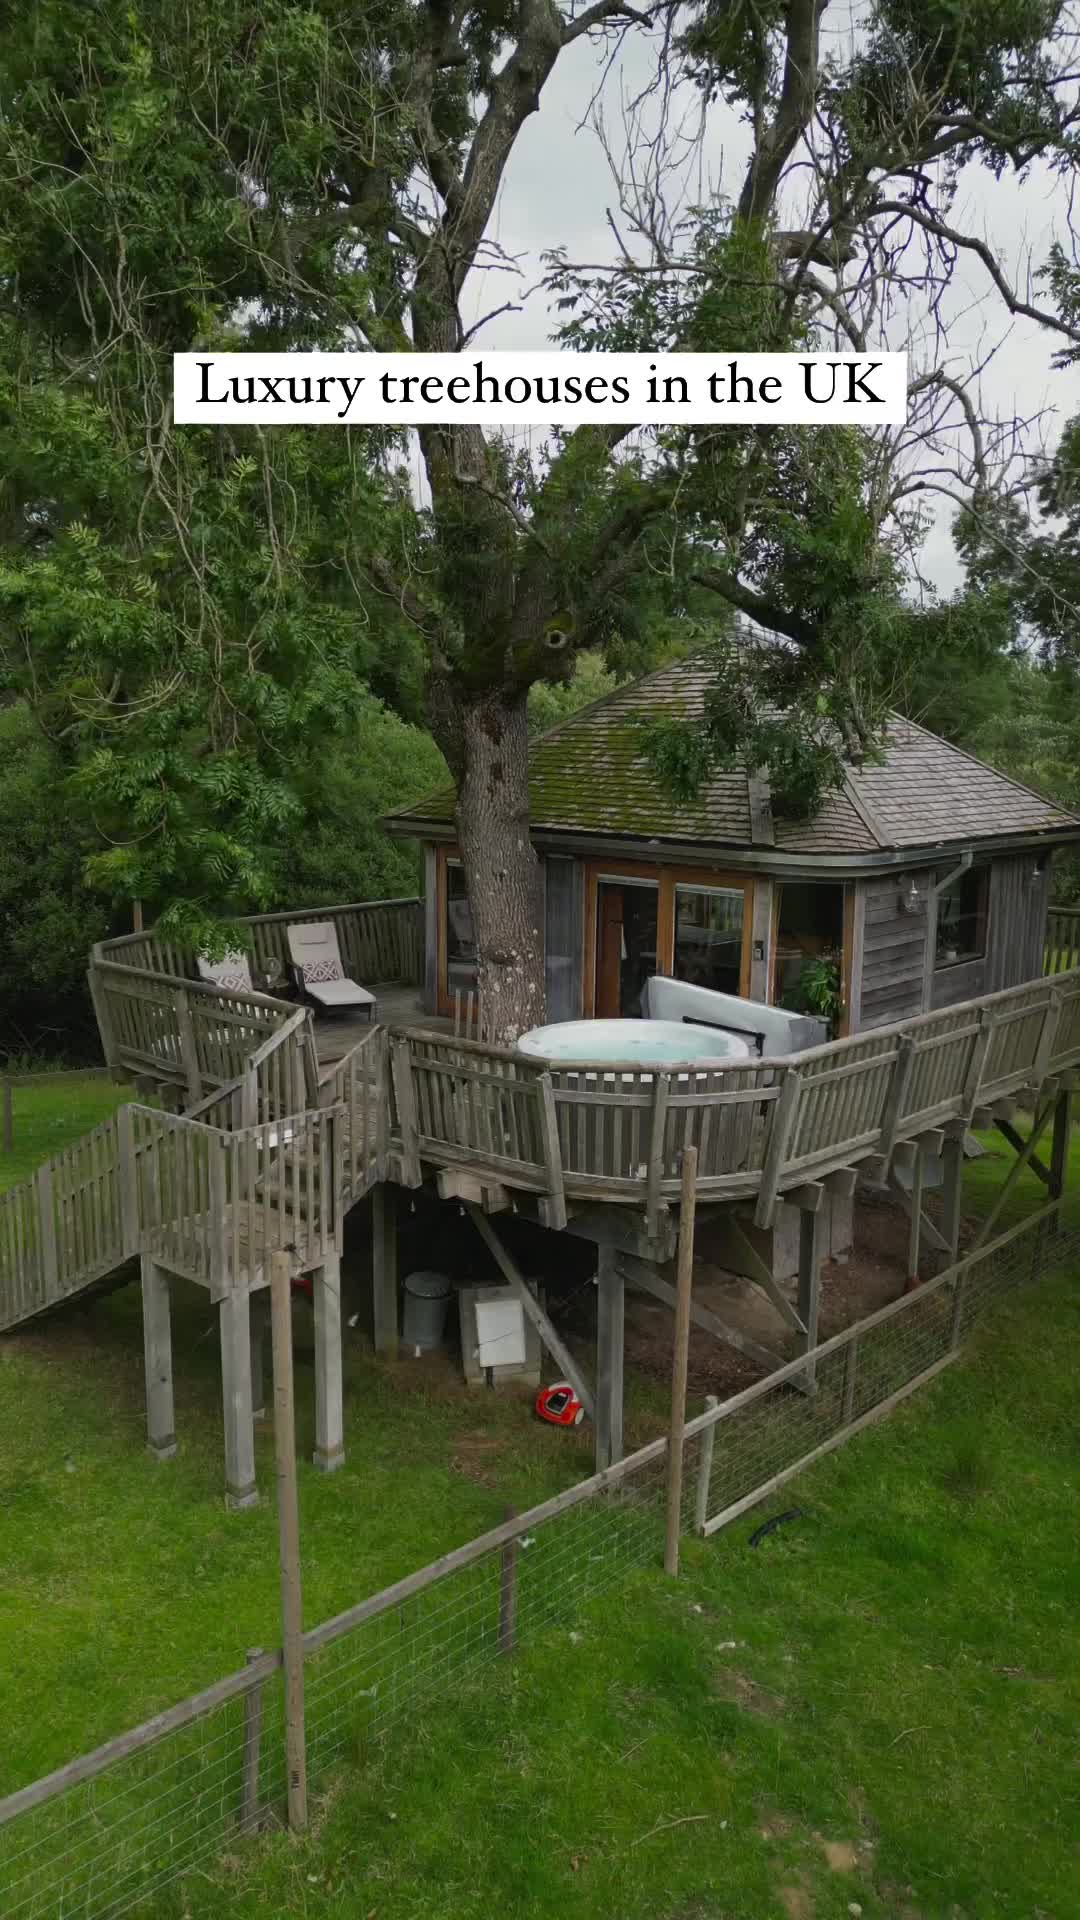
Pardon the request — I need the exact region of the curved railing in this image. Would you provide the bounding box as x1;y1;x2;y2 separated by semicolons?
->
385;968;1080;1234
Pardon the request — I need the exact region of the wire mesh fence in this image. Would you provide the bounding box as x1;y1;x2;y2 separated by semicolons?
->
303;1443;672;1783
690;1202;1075;1536
0;1199;1071;1920
0;1663;286;1920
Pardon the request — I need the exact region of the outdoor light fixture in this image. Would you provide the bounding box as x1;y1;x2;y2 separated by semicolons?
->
898;877;921;914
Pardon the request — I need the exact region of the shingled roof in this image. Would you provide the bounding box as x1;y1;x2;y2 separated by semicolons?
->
385;652;1080;858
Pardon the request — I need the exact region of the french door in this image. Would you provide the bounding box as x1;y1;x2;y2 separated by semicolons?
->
585;862;752;1017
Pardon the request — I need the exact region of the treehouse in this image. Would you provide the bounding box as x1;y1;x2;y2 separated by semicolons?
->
5;655;1080;1511
384;652;1080;1038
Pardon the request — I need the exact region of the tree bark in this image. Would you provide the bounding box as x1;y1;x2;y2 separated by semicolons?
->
455;687;545;1044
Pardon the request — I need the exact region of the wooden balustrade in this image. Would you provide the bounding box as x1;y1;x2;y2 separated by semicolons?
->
5;960;1080;1338
320;1025;388;1207
94;896;424;991
384;968;1080;1215
1046;906;1080;976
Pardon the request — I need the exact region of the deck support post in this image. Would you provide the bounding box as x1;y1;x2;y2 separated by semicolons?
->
906;1145;925;1285
312;1252;345;1474
1050;1081;1073;1203
797;1206;824;1392
372;1183;399;1356
220;1287;258;1510
249;1294;268;1421
140;1255;176;1460
595;1246;625;1472
941;1126;965;1264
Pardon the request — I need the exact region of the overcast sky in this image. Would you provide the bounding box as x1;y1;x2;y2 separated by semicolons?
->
456;20;1080;597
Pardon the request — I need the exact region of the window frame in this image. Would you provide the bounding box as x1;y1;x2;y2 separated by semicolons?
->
583;859;753;1016
933;861;990;971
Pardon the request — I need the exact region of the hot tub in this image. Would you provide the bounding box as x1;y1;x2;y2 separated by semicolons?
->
516;1017;753;1068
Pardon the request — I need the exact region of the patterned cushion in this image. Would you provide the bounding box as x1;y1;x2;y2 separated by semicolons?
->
303;957;344;984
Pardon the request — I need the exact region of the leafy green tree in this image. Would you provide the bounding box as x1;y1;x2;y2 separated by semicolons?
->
277;694;447;907
0;706;117;1060
4;2;1080;1038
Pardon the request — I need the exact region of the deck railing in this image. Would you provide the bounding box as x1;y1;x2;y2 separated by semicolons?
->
94;896;424;990
1046;905;1080;975
382;968;1080;1230
0;1101;345;1331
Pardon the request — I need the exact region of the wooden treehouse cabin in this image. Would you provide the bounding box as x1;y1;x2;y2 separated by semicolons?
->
2;656;1080;1508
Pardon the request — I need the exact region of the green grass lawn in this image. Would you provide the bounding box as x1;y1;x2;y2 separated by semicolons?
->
0;1073;133;1190
176;1255;1080;1920
1;1089;1078;1918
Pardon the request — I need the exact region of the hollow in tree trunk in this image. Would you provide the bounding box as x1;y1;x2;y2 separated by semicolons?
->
455;689;545;1045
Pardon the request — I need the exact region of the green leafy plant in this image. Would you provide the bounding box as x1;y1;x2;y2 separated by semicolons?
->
781;953;844;1030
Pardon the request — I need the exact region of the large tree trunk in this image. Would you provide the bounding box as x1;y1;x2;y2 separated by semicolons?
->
455;687;545;1044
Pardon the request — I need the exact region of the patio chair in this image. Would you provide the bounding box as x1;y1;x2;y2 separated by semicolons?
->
286;921;376;1020
197;949;255;995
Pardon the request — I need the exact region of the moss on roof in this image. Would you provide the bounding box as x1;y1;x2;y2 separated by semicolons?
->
385;654;1080;855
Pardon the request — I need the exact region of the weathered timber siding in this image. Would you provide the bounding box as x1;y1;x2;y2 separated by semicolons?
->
544;855;584;1022
857;869;933;1029
929;853;1050;1008
986;853;1050;992
931;956;986;1008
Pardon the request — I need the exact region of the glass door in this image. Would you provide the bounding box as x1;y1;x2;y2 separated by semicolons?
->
595;878;659;1017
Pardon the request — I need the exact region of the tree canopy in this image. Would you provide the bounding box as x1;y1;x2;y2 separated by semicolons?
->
3;2;1080;1034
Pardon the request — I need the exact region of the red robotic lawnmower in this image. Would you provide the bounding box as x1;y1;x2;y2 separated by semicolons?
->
535;1381;585;1428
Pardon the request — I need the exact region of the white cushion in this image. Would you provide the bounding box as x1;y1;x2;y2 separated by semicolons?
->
305;978;375;1009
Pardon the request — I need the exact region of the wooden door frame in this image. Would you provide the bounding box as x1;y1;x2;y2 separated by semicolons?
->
435;845;482;1018
768;876;854;1038
582;860;754;1017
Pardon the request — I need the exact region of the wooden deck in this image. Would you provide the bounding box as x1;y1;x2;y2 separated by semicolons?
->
312;984;434;1065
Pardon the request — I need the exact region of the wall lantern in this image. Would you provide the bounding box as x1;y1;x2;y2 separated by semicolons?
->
898;877;921;915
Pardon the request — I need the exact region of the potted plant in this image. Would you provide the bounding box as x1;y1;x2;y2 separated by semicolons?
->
781;951;844;1035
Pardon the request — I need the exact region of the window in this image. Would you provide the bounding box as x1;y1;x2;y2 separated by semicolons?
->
445;859;478;995
673;886;744;996
935;865;988;966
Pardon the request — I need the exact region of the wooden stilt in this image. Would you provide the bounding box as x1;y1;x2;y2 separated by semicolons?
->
312;1253;345;1473
797;1206;824;1391
595;1246;625;1472
1050;1081;1073;1201
906;1146;925;1287
372;1183;399;1356
664;1147;698;1577
269;1250;307;1831
140;1255;176;1460
941;1126;965;1263
220;1287;258;1510
249;1295;267;1421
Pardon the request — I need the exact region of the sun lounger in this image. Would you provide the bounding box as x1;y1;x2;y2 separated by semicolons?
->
286;921;376;1018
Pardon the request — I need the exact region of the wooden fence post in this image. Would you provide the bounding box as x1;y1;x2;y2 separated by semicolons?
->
175;988;203;1106
86;964;119;1074
270;1248;307;1832
645;1073;672;1240
116;1105;140;1258
753;1069;802;1230
36;1164;58;1304
239;1648;266;1831
390;1036;422;1187
498;1505;519;1656
842;1333;859;1424
694;1394;718;1534
536;1071;567;1231
665;1145;698;1578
